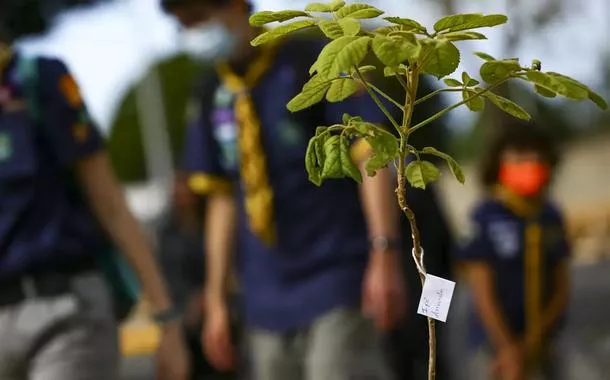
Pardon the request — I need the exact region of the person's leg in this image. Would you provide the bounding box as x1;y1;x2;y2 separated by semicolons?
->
247;328;303;380
305;308;393;380
28;273;119;380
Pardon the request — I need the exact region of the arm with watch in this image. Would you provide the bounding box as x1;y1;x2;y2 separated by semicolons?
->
359;165;407;331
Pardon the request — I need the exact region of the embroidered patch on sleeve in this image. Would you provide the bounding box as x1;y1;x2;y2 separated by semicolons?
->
58;74;83;108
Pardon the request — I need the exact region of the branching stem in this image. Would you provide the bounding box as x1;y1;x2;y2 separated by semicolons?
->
353;66;402;133
414;88;462;106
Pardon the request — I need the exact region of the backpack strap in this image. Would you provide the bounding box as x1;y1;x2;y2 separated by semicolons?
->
15;55;41;123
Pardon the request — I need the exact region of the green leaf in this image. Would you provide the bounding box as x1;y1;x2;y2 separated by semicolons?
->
480;60;521;83
474;51;496;61
339;18;361;36
405;160;441;189
249;10;311;27
326;78;360;102
444;78;462;87
383;65;407;77
419;39;460;79
463;90;485;111
340;135;363;183
330;0;346;11
305;2;331;12
371;35;419;67
321;135;342;178
482;91;531;120
383;17;427;33
534;84;556;98
311;36;370;77
318;20;344;39
525;71;588;100
421;147;465;184
287;75;332;112
442;31;487;41
362;126;399;176
305;137;322;185
434;13;508;33
462;71;479;86
251;19;316;46
546;72;606;108
336;3;384;19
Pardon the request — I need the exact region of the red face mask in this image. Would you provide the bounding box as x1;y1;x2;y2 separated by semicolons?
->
498;161;550;197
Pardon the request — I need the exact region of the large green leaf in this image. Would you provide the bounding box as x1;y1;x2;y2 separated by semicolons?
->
482;91;531;120
419;39;460;79
433;13;508;33
462;89;485;111
371;35;419;67
546;72;607;108
525;71;588;100
405;160;441;189
340;135;363;183
383;17;427;33
321;135;342;178
249;10;310;27
318;20;344;39
311;36;361;76
339;18;361;36
442;31;487;41
251;19;316;46
326;78;360;102
361;126;399;176
534;84;557;98
305;2;331;12
421;147;465;184
287;75;332;112
305;137;322;185
330;36;371;77
336;3;384;19
480;60;521;83
329;0;346;11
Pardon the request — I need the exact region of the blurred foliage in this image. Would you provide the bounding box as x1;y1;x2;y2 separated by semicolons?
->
106;54;205;183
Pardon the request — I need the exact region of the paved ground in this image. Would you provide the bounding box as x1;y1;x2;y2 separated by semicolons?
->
122;260;610;380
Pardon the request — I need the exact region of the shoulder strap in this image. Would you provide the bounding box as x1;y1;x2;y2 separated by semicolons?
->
15;55;41;123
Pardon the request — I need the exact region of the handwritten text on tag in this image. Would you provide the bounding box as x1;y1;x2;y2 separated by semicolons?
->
417;274;455;322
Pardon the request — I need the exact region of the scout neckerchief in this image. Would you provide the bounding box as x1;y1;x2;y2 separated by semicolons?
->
0;44;13;86
492;185;545;367
216;41;280;246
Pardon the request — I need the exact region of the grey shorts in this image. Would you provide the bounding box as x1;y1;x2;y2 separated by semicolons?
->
246;308;393;380
0;273;119;380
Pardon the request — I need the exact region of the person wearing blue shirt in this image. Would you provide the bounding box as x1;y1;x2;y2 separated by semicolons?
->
456;120;570;380
0;2;189;379
162;0;407;379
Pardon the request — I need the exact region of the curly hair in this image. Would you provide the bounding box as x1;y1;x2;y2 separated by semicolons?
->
479;118;559;188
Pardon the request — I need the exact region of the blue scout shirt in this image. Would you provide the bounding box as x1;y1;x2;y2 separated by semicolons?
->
457;196;570;348
184;37;388;332
0;54;105;280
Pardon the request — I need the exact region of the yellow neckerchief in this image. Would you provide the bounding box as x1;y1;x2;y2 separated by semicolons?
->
492;185;545;367
0;44;13;80
216;42;280;246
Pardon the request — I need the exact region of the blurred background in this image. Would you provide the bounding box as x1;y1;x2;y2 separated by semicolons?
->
16;0;609;378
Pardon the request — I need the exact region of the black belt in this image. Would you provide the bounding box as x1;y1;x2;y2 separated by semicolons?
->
0;258;98;307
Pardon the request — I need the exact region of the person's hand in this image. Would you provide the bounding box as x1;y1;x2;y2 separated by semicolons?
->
491;344;524;380
202;296;236;371
183;291;203;329
156;323;190;380
362;250;407;331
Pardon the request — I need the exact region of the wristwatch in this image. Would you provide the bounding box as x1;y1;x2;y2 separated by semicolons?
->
152;307;182;325
369;236;401;252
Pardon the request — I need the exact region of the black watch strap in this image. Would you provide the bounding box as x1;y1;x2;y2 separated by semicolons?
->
152;307;181;325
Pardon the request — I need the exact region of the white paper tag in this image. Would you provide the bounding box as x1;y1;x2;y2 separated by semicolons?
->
417;274;456;322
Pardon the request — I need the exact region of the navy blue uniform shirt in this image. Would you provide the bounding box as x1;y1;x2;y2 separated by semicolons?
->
184;38;386;332
0;54;105;280
457;196;570;348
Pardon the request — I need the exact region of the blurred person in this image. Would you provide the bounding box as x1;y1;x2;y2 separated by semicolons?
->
456;120;570;380
162;0;407;379
0;2;189;379
155;171;238;380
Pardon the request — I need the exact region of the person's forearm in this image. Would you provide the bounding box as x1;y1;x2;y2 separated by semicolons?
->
541;260;570;335
468;264;516;349
358;166;400;243
204;193;237;304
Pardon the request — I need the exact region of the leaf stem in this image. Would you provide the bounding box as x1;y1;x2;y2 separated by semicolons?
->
409;80;508;135
356;78;404;109
394;73;409;92
414;88;462;106
353;66;402;133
